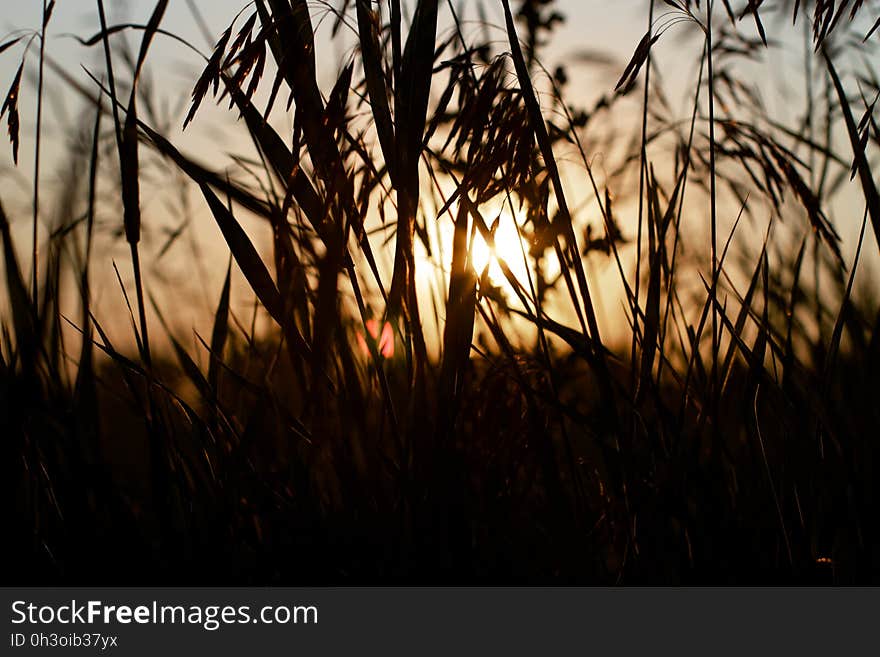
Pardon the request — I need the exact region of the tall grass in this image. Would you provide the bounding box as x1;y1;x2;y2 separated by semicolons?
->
1;0;878;583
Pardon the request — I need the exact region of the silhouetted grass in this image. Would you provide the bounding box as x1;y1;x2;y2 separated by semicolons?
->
1;0;878;583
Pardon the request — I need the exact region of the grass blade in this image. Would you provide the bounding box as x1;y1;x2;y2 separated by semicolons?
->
198;182;284;325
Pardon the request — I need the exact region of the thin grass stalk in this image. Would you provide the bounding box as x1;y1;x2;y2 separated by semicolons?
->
631;0;655;403
803;7;816;189
824;50;880;253
75;96;102;393
32;0;49;312
120;0;170;369
706;0;720;441
0;199;32;362
94;0;152;365
390;0;402;84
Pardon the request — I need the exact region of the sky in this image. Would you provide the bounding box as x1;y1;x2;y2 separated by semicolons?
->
0;2;659;207
0;1;649;93
0;1;873;351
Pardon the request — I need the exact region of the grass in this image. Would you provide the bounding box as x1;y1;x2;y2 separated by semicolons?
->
1;0;879;583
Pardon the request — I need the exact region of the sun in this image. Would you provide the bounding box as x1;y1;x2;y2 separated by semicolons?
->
415;202;545;297
468;214;527;286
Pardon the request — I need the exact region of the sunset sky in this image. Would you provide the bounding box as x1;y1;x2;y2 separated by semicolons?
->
0;1;870;346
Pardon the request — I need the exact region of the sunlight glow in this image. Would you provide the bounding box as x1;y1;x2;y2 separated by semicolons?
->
357;319;395;359
469;216;525;286
416;202;548;304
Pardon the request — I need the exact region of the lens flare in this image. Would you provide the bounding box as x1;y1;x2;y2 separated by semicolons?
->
357;319;394;358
